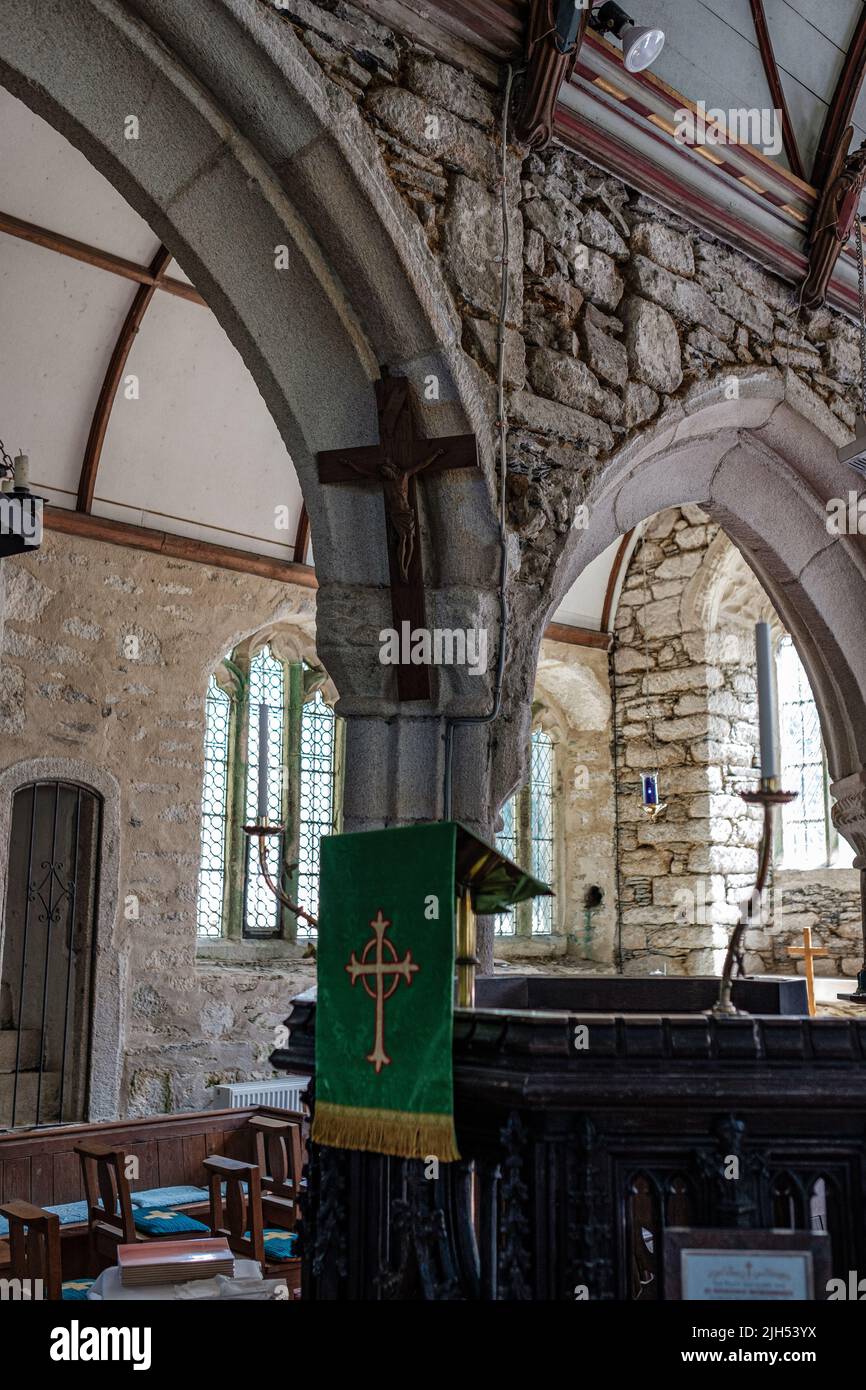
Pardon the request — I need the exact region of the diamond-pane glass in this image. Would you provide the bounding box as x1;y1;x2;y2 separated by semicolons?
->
297;690;336;937
778;636;828;869
244;646;285;936
495;795;517;936
494;729;556;936
196;677;230;938
529;729;554;934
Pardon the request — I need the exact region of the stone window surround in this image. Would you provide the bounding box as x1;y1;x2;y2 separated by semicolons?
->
0;757;124;1122
495;701;569;959
195;621;341;968
774;634;851;872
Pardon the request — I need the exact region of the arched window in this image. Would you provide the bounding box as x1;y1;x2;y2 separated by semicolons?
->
197;678;231;940
776;635;853;869
195;641;341;943
495;727;557;936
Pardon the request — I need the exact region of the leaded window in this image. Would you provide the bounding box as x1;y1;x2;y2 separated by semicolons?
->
244;646;287;937
298;691;337;924
495;727;557;936
777;635;853;869
196;678;231;940
195;641;341;943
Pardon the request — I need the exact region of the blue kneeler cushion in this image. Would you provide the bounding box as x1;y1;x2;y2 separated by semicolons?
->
132;1208;209;1236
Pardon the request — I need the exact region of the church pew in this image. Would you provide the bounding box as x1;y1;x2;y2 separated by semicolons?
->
0;1105;300;1277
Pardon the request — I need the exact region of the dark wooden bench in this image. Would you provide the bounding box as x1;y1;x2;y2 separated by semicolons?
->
0;1105;303;1279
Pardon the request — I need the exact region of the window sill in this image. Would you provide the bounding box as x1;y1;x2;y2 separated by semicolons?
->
776;865;860;886
195;938;316;969
494;933;567;959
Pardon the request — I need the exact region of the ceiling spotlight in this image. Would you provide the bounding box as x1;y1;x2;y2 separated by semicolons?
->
590;1;665;72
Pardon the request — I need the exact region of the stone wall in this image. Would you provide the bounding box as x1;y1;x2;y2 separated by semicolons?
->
265;0;861;688
613;508;861;978
0;528;607;1115
0;529;317;1116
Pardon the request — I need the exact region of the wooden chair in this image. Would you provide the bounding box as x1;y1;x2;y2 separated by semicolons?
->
75;1142;137;1272
203;1153;301;1296
249;1114;304;1231
203;1155;263;1264
75;1139;211;1274
0;1199;94;1300
0;1200;61;1299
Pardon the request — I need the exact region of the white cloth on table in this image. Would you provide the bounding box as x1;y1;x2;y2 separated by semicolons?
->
87;1258;264;1300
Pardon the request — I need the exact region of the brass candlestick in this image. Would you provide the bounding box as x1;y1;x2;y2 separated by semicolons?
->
455;887;478;1008
710;778;797;1018
242;821;319;929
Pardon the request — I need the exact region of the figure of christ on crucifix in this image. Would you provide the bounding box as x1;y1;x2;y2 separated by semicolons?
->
317;369;480;701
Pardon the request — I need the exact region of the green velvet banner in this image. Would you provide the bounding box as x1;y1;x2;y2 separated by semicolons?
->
312;822;459;1160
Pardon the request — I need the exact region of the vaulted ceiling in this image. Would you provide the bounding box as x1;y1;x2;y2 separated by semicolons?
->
0;88;306;567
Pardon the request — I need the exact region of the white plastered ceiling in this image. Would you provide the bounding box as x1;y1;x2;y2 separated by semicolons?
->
0;86;623;629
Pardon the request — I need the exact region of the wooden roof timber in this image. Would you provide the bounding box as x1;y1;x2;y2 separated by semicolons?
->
44;506;319;588
293;504;310;565
812;6;866;188
748;0;805;182
0;209;205;305
77;244;172;513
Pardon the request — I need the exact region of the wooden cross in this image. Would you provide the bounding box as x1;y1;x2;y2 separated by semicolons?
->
787;926;829;1017
317;371;480;701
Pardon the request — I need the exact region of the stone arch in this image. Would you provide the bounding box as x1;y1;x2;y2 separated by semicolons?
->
680;526;776;635
217;620;339;708
543;371;866;820
0;757;124;1121
0;0;499;727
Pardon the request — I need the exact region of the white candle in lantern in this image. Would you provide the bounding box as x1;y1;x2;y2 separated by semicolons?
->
755;621;779;781
13;453;29;490
257;701;269;822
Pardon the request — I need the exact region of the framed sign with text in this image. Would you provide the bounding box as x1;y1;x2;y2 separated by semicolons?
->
664;1229;832;1301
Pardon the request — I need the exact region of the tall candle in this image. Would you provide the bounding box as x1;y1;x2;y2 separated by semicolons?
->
257;701;269;821
755;621;779;781
13;453;29;490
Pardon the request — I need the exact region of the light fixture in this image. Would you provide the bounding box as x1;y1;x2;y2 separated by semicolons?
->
589;1;665;72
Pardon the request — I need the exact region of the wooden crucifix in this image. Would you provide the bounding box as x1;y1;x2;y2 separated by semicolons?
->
787;926;829;1017
317;371;480;701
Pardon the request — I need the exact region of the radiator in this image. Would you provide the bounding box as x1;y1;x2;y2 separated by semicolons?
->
212;1077;308;1111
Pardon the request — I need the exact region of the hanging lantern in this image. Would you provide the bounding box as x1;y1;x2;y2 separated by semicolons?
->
640;771;666;821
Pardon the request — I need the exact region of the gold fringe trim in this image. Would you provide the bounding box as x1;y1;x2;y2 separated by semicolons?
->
313;1100;460;1161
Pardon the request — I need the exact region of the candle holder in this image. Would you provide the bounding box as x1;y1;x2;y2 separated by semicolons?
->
242;820;318;930
640;771;666;821
710;777;797;1018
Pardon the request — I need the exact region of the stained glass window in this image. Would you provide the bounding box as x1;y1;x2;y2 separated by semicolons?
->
196;643;340;942
196;677;230;939
777;635;853;869
496;727;557;936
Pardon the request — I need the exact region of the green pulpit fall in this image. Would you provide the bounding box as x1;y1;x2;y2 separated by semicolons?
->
313;821;551;1160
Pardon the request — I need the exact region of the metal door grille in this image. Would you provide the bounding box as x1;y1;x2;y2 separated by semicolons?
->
0;780;101;1128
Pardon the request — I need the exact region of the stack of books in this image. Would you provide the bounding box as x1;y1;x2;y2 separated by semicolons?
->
118;1239;234;1287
